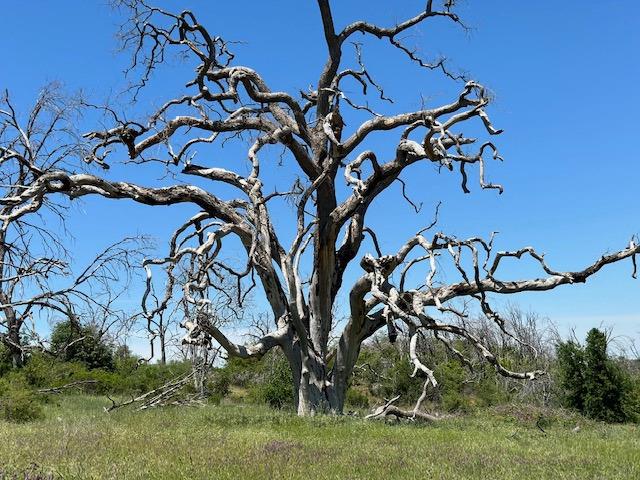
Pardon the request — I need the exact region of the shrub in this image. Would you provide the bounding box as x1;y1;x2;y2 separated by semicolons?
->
582;329;629;422
557;340;586;411
208;369;231;398
0;343;13;376
622;375;640;422
252;350;294;409
474;367;510;408
217;348;296;409
21;352;62;387
357;343;424;401
0;377;44;422
240;349;294;409
20;353;117;394
50;319;115;371
345;388;370;409
207;392;224;405
222;357;263;388
17;351;198;397
556;328;634;422
110;360;192;395
435;360;469;412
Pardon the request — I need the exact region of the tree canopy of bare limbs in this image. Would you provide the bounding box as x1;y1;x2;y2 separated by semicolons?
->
6;1;638;415
0;88;146;367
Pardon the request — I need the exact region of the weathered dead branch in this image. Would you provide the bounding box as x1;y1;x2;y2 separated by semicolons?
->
37;380;99;395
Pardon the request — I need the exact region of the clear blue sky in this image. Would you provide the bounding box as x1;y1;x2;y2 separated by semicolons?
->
1;1;638;350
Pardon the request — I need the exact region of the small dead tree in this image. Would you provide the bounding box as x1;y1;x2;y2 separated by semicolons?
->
146;256;243;365
10;1;638;414
0;88;146;366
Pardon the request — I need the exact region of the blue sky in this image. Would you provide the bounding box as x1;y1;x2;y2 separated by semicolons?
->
1;1;638;351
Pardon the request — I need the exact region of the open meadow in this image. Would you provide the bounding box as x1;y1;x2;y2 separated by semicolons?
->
1;396;638;480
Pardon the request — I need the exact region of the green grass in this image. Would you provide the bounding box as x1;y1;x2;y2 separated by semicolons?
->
0;396;638;479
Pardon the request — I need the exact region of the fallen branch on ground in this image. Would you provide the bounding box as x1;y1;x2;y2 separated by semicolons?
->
37;380;99;394
103;367;212;412
365;395;446;422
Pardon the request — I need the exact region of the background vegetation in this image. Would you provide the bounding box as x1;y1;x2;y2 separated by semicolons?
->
1;315;639;423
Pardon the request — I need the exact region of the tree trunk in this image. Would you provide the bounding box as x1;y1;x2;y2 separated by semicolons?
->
294;369;347;416
7;325;23;368
287;347;351;416
1;290;23;368
159;330;167;365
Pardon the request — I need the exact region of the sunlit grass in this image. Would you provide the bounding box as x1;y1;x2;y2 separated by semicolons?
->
0;396;638;479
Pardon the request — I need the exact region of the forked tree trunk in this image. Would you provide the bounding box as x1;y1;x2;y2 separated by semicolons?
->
285;336;354;416
290;360;350;415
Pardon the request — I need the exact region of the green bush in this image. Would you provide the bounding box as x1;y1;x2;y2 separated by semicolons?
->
435;361;464;391
355;343;424;401
434;359;508;412
20;352;114;394
353;334;526;413
435;361;472;412
50;319;115;371
15;350;194;397
583;329;630;422
557;328;635;423
0;377;44;423
250;350;294;409
441;390;471;413
622;375;640;422
20;352;55;387
222;357;263;388
208;369;231;398
22;353;97;390
475;368;510;408
345;388;370;409
0;343;13;376
217;348;296;409
557;340;586;411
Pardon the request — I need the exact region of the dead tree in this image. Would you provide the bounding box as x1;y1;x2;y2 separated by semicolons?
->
140;254;242;364
0;88;146;366
12;1;639;414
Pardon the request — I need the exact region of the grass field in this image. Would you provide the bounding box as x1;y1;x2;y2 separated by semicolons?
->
0;396;638;479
